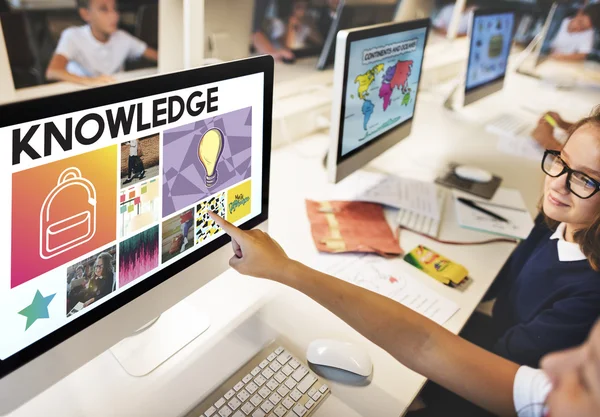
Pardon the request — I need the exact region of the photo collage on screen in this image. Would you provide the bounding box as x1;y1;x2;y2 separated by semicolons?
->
10;105;255;328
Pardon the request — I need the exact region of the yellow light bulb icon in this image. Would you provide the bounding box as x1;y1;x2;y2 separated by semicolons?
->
198;128;225;188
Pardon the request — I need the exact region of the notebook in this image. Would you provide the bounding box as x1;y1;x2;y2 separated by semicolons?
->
453;188;534;240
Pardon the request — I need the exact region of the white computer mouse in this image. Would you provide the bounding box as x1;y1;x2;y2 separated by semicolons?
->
454;165;493;183
306;339;373;377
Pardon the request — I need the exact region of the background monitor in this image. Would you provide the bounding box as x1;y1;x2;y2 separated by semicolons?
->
316;0;401;70
464;8;516;106
0;56;273;413
327;19;430;183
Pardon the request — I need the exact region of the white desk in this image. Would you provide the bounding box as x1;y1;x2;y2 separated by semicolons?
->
0;68;158;105
6;68;600;417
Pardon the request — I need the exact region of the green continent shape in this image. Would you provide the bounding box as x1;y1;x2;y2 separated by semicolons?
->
401;92;411;106
354;63;385;100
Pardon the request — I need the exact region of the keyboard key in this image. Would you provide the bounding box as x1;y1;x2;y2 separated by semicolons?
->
288;359;300;369
258;387;271;399
251;410;265;417
250;394;262;407
293;404;307;416
225;389;236;400
228;398;241;411
204;406;217;416
260;400;274;413
233;382;245;392
266;379;279;391
246;382;258;394
289;389;302;402
307;388;317;398
311;392;322;402
319;384;328;394
282;397;295;410
232;412;244;417
284;377;297;390
296;374;317;394
251;367;261;376
276;352;292;365
237;389;250;403
219;406;233;417
275;347;284;355
274;371;287;384
285;412;298;417
291;367;308;382
261;368;274;380
274;405;287;417
277;386;290;398
215;398;226;408
259;360;269;369
241;402;254;416
242;374;253;384
254;375;267;387
305;399;315;409
281;364;294;376
269;361;282;372
267;353;278;362
269;392;282;405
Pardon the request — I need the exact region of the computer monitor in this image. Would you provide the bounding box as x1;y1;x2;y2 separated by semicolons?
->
327;19;430;183
463;8;516;106
0;56;274;413
317;0;401;70
516;3;559;76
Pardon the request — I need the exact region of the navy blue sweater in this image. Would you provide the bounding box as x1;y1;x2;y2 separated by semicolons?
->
485;216;600;368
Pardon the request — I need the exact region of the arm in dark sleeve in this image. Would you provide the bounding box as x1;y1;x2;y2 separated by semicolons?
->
492;292;600;368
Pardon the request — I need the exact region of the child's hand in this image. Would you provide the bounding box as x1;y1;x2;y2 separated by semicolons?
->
84;75;116;86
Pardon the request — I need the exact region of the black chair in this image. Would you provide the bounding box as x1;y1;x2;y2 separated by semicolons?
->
135;3;158;50
0;10;44;88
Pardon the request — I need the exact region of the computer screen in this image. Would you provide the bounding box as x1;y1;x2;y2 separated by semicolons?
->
465;10;515;93
0;57;272;377
340;25;427;157
327;19;429;183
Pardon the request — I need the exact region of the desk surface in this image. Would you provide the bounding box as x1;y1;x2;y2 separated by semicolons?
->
6;66;600;417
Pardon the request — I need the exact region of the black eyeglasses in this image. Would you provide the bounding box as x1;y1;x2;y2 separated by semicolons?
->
541;150;600;199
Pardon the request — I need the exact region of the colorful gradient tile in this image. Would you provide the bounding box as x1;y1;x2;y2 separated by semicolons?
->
11;146;117;288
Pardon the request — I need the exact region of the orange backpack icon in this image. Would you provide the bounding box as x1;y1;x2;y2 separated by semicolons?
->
40;167;97;259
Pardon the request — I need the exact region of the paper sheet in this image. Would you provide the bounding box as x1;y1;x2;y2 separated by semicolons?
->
496;134;545;162
453;188;534;240
331;171;441;220
314;253;460;326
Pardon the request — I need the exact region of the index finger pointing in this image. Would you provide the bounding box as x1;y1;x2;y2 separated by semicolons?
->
209;211;245;240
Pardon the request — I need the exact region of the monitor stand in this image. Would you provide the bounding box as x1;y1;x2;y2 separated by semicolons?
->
109;300;210;377
443;78;463;111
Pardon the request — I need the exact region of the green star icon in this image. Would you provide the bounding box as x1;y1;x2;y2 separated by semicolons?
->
19;290;56;331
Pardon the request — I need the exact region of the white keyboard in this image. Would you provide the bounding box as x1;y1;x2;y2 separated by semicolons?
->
186;342;330;417
485;113;533;138
396;188;446;238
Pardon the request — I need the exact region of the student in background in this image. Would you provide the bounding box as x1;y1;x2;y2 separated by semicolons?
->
532;111;575;150
46;0;158;86
550;4;600;61
252;0;297;62
208;210;600;417
432;1;478;36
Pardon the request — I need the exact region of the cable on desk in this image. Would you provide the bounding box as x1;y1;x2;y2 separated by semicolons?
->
399;226;519;246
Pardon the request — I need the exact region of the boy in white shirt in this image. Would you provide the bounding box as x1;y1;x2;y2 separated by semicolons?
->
46;0;158;86
551;5;600;61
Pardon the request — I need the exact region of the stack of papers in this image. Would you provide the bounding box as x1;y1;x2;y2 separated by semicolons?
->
330;171;444;237
453;188;534;240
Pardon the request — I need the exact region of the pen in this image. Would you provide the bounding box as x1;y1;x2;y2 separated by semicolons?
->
544;114;558;128
457;197;509;223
